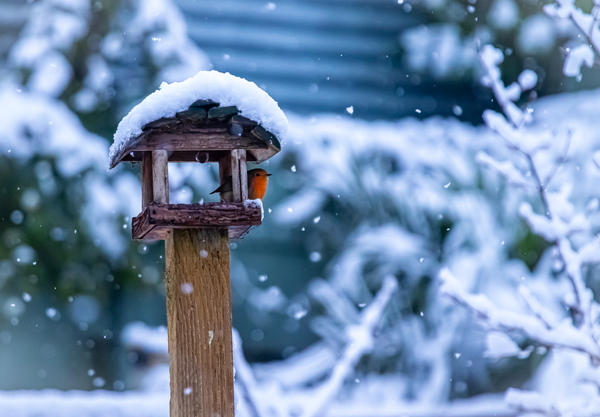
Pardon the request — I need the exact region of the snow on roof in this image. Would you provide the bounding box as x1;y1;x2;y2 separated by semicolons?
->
109;70;288;165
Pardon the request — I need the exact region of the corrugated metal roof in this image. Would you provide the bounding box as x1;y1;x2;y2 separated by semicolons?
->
176;0;425;119
0;1;29;64
1;0;472;120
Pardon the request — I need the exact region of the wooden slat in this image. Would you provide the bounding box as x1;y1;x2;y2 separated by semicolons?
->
141;152;153;209
152;150;169;204
219;152;232;183
238;150;248;201
110;116;280;168
218;152;232;203
121;150;260;164
131;202;262;240
165;228;234;417
138;131;268;151
110;130;269;168
230;149;247;202
136;224;251;241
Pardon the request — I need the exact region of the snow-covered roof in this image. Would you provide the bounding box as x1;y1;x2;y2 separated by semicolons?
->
109;71;288;166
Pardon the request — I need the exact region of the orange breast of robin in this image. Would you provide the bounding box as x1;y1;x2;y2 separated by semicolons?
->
249;178;268;200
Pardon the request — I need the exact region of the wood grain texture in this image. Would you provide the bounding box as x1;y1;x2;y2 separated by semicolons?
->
131;203;262;241
141;131;267;151
135;223;251;241
142;152;153;209
152;150;169;204
109;117;279;169
231;149;248;202
120;150;262;164
165;228;234;417
218;152;232;203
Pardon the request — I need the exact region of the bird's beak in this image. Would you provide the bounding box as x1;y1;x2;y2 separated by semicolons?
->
266;174;272;176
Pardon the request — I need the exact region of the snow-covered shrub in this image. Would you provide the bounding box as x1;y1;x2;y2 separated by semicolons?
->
257;106;557;405
439;5;600;409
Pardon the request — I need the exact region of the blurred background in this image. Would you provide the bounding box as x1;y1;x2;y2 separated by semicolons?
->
0;0;599;414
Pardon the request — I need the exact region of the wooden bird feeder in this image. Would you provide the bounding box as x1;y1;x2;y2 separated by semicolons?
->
110;98;281;241
110;85;283;417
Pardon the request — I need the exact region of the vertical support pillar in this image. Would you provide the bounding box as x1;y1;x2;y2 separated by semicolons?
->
141;152;153;209
218;152;232;201
166;228;234;417
230;149;247;202
153;150;169;204
218;150;247;203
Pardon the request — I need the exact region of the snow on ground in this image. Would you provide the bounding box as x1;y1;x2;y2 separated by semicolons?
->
0;388;510;417
0;389;169;417
109;71;288;166
0;320;512;417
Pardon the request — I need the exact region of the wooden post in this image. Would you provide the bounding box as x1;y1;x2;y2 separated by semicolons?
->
142;152;153;209
153;150;169;204
164;149;242;417
165;228;234;417
219;152;232;204
231;149;247;202
218;150;247;203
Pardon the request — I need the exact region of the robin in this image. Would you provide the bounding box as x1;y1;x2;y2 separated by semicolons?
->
210;168;272;202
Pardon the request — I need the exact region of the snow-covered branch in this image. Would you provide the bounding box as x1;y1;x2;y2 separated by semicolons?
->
545;0;600;79
504;388;560;417
302;276;397;417
439;269;600;361
443;43;600;416
479;45;536;128
544;0;600;61
475;151;532;189
233;277;398;417
478;45;596;330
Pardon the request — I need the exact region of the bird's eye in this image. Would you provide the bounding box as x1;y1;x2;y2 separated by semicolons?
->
256;173;260;177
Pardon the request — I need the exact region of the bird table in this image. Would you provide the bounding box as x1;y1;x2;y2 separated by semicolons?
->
109;76;285;417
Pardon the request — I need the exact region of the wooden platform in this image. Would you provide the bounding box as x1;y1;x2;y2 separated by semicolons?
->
132;202;262;240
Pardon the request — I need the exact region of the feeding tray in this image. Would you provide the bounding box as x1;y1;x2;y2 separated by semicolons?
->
132;202;262;240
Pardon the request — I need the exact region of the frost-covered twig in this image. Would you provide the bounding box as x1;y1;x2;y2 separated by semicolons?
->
232;330;263;417
303;276;397;417
439;269;600;361
479;45;592;328
541;0;600;80
479;45;536;128
233;277;397;417
441;43;600;417
504;388;560;417
545;0;600;63
518;285;558;330
475;151;532;189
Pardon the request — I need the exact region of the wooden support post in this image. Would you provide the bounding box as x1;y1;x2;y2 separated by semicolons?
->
218;152;232;203
142;152;153;209
153;150;169;204
230;149;247;202
165;228;234;417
